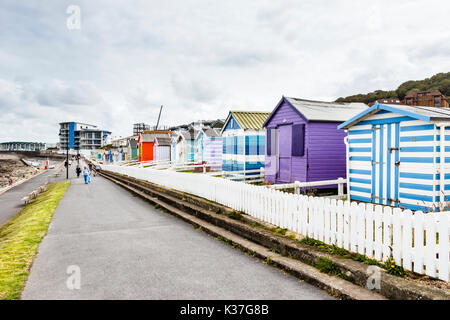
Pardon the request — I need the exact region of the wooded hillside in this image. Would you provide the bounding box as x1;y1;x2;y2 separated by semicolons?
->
335;72;450;104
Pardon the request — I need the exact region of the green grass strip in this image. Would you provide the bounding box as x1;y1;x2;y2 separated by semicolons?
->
0;181;70;300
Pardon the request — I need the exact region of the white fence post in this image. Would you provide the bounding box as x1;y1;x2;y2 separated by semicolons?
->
337;177;344;198
294;181;300;195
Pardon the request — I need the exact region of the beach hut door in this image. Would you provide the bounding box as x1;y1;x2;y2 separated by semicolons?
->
277;124;292;182
199;135;205;162
371;123;400;206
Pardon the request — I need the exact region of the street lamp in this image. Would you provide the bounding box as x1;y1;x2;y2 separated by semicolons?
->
58;128;69;179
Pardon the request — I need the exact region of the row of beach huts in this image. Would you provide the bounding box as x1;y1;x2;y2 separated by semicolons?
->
99;96;450;211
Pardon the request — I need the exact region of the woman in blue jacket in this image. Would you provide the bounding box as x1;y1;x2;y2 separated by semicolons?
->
82;166;91;184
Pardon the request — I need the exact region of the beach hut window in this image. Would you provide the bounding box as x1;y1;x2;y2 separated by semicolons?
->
292;124;305;156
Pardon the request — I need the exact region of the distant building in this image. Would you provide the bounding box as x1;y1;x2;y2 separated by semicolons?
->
111;136;134;149
59;122;97;149
133;123;151;136
45;143;58;150
402;90;449;108
368;98;401;106
59;122;111;150
133;123;172;136
0;142;46;151
110;135;138;161
169;119;224;131
75;128;112;150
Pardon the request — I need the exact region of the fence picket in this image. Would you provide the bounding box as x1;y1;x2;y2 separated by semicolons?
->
330;199;337;245
425;212;437;278
308;196;315;238
350;202;358;252
337;200;344;248
324;198;331;245
392;208;402;265
402;210;413;271
365;204;374;258
382;207;392;261
343;201;350;250
374;205;382;260
413;211;424;275
357;203;366;255
438;213;449;281
318;198;326;242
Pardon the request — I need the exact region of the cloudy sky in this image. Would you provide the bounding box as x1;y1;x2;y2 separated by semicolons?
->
1;0;449;143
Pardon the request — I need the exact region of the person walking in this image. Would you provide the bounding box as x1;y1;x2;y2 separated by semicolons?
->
94;164;101;177
76;165;81;178
82;166;90;184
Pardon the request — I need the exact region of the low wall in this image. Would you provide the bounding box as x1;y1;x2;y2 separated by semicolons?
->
0;151;66;160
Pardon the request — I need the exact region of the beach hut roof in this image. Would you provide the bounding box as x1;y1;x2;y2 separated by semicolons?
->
338;102;450;129
128;139;137;148
221;111;271;134
154;136;172;146
263;96;368;127
139;131;170;142
176;129;196;141
203;127;221;137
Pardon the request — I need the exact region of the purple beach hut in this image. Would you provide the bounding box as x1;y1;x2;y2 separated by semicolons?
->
263;96;367;185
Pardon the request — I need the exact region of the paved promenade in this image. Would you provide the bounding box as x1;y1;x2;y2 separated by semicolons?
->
0;163;65;227
22;172;333;300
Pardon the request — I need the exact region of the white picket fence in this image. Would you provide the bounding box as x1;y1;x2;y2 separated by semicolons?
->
100;164;450;281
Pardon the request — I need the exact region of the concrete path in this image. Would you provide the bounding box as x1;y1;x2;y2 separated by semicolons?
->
0;162;66;227
22;173;333;300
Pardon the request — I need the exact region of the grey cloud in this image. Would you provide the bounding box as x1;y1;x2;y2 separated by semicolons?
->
218;52;277;67
170;74;219;104
409;41;450;61
36;81;101;107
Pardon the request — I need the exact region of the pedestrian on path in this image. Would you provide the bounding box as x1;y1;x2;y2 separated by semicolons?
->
76;165;81;178
82;166;91;184
94;164;101;177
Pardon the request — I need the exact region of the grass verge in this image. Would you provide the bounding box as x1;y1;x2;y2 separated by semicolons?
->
297;237;408;277
0;181;70;300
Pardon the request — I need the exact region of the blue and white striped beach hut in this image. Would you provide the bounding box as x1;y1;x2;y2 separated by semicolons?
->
338;102;450;211
221;111;270;173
